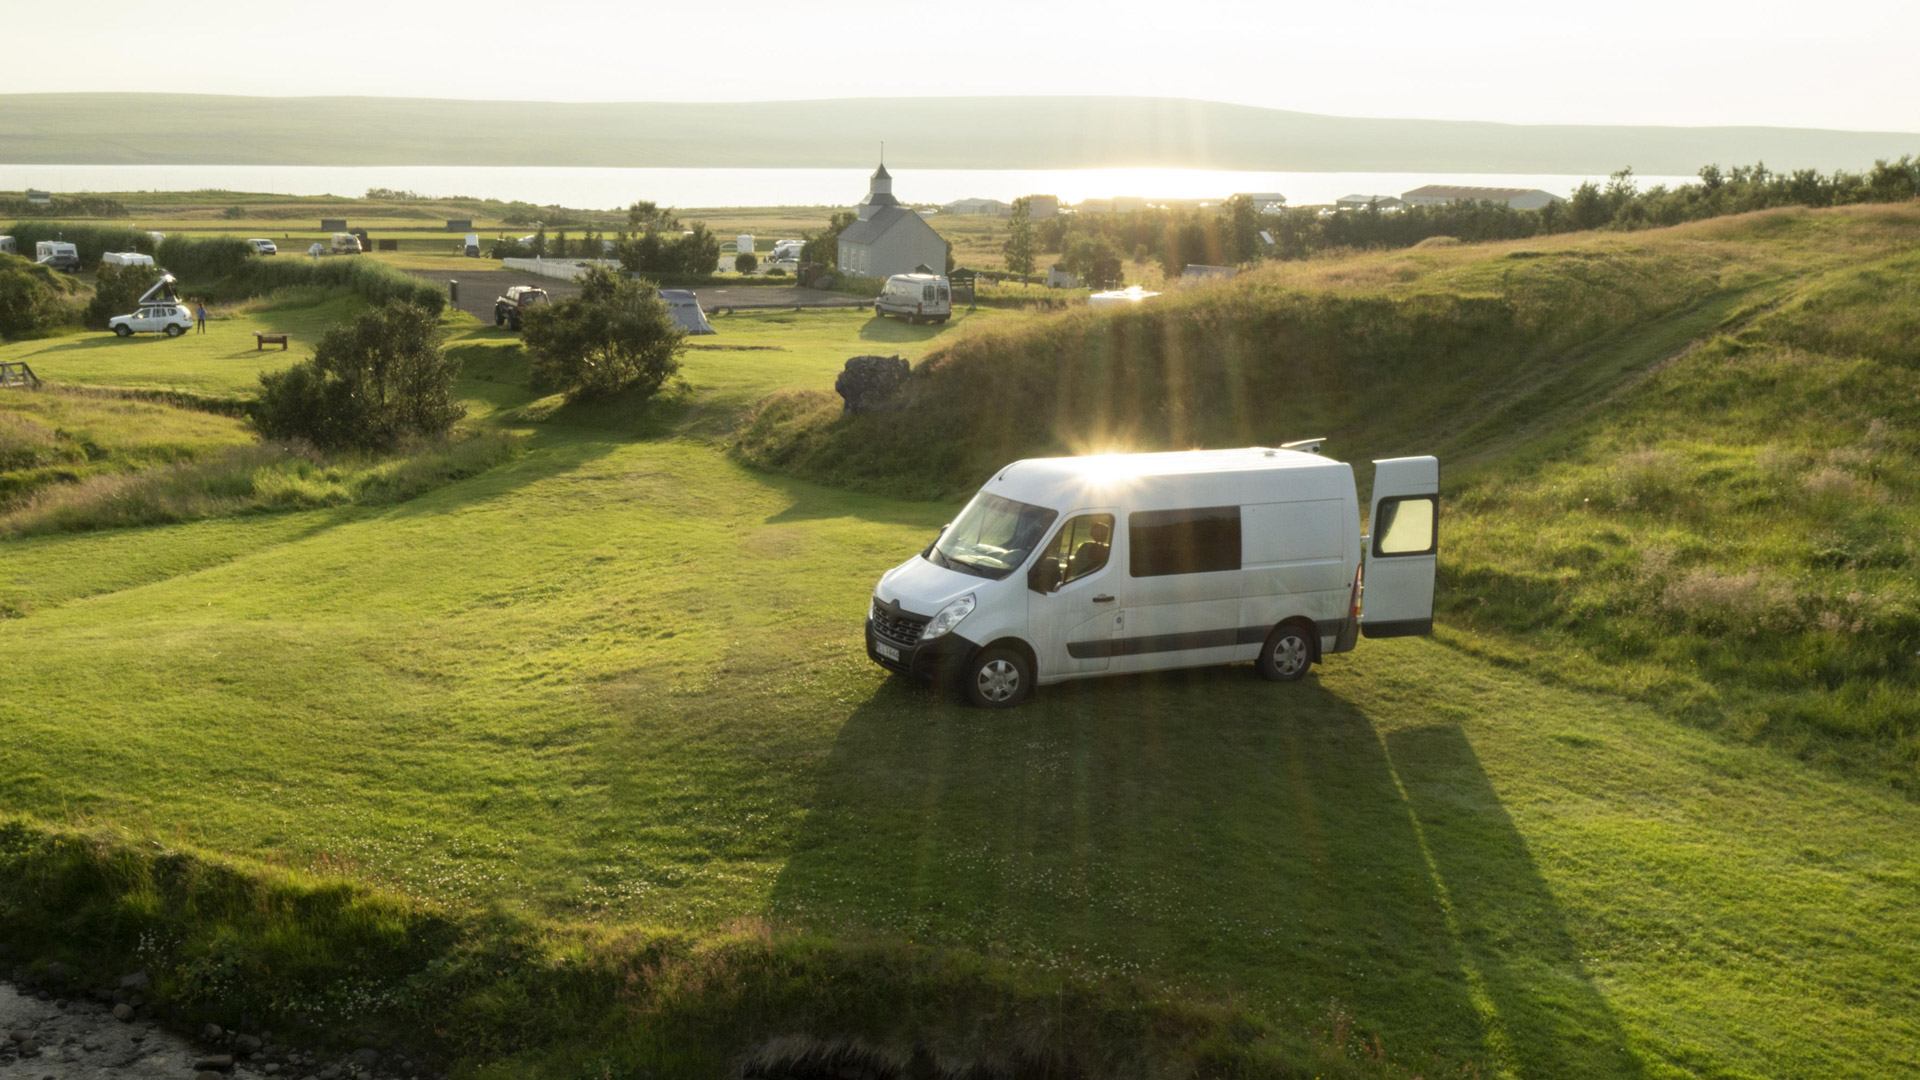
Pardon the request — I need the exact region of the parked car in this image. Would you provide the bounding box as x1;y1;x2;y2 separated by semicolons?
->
874;273;951;324
493;285;549;330
107;272;192;337
330;233;362;255
34;241;80;272
247;238;278;256
864;444;1439;707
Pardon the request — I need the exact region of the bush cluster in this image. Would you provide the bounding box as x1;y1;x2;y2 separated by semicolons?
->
84;261;162;329
521;265;684;401
0;195;129;218
0;252;83;339
157;235;253;281
254;302;464;450
228;254;447;314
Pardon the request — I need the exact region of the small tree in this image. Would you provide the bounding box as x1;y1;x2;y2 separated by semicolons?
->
254;301;464;450
1003;196;1037;281
530;226;548;257
735;251;758;275
521;265;685;401
800;211;856;268
86;261;161;329
552;228;570;259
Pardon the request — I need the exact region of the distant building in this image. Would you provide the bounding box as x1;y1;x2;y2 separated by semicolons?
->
1336;194;1406;211
25;190;51;205
1236;192;1289;214
1400;185;1563;210
1044;265;1080;288
445;218;473;231
942;197;1009;216
1113;196;1149;213
837;164;948;280
1026;195;1060;219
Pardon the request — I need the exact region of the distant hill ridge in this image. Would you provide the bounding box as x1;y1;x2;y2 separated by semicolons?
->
1;94;1915;174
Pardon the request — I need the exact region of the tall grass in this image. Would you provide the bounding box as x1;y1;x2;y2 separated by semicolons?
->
0;432;520;536
0;818;1399;1080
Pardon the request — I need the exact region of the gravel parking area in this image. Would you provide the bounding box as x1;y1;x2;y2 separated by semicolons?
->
404;269;867;324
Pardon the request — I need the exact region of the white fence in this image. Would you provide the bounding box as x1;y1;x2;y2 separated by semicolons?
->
499;257;623;282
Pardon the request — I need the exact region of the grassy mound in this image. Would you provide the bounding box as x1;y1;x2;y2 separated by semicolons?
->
737;205;1920;787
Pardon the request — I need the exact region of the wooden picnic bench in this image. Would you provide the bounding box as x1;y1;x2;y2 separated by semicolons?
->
254;332;290;351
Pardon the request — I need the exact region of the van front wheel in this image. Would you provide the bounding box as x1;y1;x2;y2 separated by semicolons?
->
1257;622;1315;682
964;646;1031;708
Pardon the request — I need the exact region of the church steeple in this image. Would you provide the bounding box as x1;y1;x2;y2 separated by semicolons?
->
858;161;900;219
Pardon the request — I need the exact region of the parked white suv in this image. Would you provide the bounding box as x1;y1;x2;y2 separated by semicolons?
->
109;302;194;338
247;238;278;255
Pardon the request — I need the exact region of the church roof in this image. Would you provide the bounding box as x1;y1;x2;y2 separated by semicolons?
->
873;162;891;180
839;205;933;246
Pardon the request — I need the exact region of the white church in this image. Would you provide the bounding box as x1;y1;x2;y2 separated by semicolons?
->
835;164;948;280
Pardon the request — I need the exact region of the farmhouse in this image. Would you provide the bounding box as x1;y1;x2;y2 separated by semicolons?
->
1026;194;1060;219
25;190;51;205
1400;185;1563;210
837;164;948;280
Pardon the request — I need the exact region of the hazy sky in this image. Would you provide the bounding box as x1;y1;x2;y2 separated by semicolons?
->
4;0;1915;132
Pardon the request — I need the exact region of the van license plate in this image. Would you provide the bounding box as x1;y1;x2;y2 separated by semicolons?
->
876;643;901;661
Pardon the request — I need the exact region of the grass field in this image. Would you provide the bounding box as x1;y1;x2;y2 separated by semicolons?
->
4;211;1919;1077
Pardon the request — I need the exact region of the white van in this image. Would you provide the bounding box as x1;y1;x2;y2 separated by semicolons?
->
875;273;951;324
247;238;278;256
330;233;362;255
34;241;80;272
463;233;481;258
865;445;1439;707
101;251;156;268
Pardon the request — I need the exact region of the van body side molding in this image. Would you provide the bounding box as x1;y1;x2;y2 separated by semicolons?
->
1067;622;1342;660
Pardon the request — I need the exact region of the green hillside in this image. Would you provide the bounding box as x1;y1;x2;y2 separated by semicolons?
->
1;93;1916;172
2;212;1918;1077
740;204;1920;785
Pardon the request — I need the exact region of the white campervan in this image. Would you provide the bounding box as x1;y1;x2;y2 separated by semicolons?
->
874;273;951;324
865;445;1439;707
247;238;278;256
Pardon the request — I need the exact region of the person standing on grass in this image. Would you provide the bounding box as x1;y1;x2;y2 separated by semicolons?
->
194;299;208;334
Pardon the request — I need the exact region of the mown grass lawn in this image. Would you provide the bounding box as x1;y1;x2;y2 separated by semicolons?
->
3;285;1917;1078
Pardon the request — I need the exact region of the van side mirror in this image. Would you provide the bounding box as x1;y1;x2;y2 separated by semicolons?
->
1028;558;1063;594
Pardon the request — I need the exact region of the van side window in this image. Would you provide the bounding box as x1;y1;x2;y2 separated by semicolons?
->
938;284;950;301
1129;507;1241;577
1373;496;1438;556
1043;514;1116;586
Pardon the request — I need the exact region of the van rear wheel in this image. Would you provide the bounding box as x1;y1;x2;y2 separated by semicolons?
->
964;646;1031;708
1257;621;1315;682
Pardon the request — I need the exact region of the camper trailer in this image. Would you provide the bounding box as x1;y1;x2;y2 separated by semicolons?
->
874;273;951;324
864;445;1438;707
35;241;80;272
0;236;15;255
102;252;157;268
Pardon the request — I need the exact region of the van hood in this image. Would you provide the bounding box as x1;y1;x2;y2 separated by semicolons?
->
875;553;991;615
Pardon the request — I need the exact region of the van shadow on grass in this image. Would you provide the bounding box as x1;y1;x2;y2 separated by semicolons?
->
855;314;966;346
768;668;1641;1078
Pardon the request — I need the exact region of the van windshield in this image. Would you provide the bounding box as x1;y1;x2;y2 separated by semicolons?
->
925;492;1058;580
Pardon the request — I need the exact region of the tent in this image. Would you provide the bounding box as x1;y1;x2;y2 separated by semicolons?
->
659;289;716;335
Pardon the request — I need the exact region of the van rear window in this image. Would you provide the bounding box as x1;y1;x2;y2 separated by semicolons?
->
1129;506;1242;577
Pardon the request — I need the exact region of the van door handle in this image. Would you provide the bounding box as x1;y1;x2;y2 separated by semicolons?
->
1092;595;1115;603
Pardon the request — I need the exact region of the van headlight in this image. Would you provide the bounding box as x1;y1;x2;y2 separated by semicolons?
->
921;594;976;641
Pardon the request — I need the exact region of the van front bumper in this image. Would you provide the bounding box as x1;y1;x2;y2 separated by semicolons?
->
865;618;978;682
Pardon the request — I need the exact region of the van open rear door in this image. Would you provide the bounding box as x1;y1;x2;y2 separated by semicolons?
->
1362;456;1438;638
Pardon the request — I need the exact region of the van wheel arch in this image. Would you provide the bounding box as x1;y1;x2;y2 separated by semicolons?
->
1257;618;1319;683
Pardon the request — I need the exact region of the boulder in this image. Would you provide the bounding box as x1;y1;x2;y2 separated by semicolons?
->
112;1004;134;1022
834;355;910;414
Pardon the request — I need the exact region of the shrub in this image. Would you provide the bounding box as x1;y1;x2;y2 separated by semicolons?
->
254;302;464;450
0;252;82;338
521;265;684;401
85;261;162;329
157;235;253;281
219;257;448;314
735;251;758;275
489;235;530;259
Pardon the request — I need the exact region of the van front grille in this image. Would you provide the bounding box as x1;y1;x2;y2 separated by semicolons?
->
871;606;929;648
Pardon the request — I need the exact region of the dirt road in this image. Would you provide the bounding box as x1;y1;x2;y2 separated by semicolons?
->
404;269;867;325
